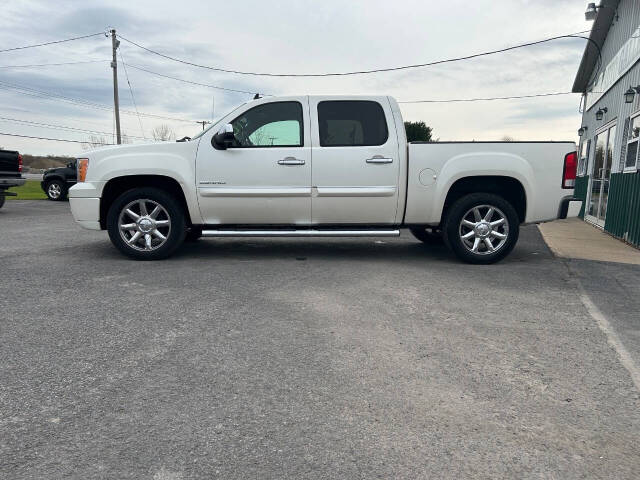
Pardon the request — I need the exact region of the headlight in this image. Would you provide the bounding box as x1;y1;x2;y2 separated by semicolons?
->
77;158;89;182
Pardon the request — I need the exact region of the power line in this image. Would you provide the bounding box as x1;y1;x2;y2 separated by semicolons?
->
0;60;108;69
122;62;265;95
0;132;113;145
0;80;196;123
119;51;146;139
0;115;147;140
118;29;593;77
0;32;105;53
398;92;575;104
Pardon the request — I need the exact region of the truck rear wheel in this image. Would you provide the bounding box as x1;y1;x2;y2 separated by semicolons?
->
443;193;519;264
106;187;186;260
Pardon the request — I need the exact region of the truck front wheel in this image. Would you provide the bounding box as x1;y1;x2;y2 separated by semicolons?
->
46;180;67;201
442;193;519;264
106;187;186;260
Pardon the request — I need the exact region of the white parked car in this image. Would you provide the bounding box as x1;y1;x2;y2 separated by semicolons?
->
69;95;580;263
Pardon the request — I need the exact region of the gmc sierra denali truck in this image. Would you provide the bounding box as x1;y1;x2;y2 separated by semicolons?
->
0;149;25;209
69;95;580;263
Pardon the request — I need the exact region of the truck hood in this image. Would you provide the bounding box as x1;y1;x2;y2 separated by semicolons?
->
82;141;197;158
45;166;68;174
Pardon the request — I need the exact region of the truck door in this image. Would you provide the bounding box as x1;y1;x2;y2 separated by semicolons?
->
309;97;401;224
195;97;312;225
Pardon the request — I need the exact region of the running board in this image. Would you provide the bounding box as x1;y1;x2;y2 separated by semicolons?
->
201;229;400;237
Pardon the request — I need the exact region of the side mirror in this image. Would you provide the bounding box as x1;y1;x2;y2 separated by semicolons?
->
212;123;235;150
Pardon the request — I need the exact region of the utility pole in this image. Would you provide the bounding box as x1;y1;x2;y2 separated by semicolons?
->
197;120;211;131
110;29;122;144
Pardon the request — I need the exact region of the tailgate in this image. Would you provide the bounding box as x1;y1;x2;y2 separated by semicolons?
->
0;150;21;177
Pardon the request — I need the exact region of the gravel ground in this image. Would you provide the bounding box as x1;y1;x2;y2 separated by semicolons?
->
1;201;639;479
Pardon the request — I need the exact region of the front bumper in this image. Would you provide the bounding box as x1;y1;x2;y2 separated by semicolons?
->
558;196;582;219
69;197;101;230
69;182;103;230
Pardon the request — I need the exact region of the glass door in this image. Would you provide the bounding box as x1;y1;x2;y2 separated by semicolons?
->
587;124;615;226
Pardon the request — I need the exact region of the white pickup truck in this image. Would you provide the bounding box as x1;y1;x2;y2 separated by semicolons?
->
69;95;580;263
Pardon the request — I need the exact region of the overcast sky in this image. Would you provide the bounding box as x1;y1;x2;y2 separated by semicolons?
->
0;0;590;156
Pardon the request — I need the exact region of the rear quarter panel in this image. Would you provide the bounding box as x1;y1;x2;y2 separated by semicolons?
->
404;142;576;225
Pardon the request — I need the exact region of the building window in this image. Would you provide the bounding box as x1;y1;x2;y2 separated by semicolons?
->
578;138;590;176
625;114;640;171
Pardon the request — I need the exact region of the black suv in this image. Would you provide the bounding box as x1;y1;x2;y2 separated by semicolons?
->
41;160;76;201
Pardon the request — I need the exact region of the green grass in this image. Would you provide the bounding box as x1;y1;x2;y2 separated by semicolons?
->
6;180;48;200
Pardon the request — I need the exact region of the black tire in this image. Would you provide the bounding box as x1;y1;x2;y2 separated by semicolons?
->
442;193;519;264
409;226;444;245
45;179;67;201
106;187;186;260
185;226;203;242
0;194;5;209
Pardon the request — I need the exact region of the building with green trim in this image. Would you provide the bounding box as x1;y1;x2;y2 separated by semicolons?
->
573;0;640;248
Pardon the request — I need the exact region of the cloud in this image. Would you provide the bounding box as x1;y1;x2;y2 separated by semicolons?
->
0;0;588;155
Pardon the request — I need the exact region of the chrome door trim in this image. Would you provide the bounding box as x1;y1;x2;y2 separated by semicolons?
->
314;186;396;197
365;157;393;164
199;187;311;197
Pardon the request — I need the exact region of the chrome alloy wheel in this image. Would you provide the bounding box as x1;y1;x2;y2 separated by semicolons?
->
117;199;171;252
48;183;62;199
458;204;509;255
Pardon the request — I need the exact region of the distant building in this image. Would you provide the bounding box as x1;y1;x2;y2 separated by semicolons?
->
573;0;640;248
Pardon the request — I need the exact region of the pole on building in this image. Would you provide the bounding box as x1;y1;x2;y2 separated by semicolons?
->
110;29;122;145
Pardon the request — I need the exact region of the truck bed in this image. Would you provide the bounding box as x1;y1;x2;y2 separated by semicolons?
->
403;141;576;225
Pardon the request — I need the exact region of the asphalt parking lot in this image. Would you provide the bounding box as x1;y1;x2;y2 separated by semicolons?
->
1;201;639;479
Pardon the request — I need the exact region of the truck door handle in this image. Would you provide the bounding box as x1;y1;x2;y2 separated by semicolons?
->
366;157;393;164
278;157;305;165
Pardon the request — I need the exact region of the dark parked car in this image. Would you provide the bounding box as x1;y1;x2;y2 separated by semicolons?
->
41;160;76;201
0;149;25;209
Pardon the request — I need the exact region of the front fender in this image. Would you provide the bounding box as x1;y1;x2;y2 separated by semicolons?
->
80;141;201;224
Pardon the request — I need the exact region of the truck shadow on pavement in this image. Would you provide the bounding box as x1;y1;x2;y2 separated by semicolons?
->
81;227;551;265
169;233;550;266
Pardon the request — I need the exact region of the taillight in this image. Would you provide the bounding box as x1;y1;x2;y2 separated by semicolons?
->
562;151;577;189
17;154;22;173
77;158;89;182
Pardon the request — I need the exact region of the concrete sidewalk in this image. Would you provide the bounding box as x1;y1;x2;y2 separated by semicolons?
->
538;218;640;265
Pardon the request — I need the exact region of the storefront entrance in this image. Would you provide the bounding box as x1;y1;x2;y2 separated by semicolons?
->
586;123;616;227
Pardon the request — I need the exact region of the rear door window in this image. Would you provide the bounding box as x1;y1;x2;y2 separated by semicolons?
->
317;101;388;147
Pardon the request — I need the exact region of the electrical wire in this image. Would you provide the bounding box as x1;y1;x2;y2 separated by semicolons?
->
0;80;196;123
118;30;594;77
0;132;114;145
0;115;147;140
122;62;265;95
118;51;146;139
0;60;108;69
398;92;575;103
0;32;105;53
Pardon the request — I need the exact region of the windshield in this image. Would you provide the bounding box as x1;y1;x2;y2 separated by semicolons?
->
189;102;248;140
